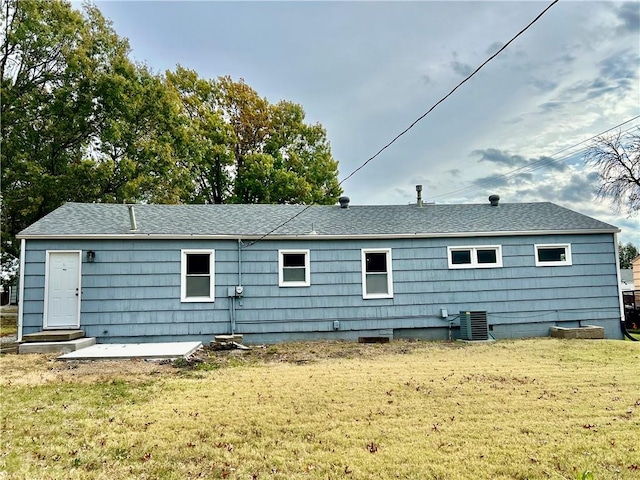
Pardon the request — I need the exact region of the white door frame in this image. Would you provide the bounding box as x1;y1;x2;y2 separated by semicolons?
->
43;250;82;329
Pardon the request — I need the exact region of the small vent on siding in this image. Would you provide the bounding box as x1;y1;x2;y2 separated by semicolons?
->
459;311;489;341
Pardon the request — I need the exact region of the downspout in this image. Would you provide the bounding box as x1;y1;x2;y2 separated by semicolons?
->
230;239;244;335
238;239;242;288
17;238;26;342
231;296;236;335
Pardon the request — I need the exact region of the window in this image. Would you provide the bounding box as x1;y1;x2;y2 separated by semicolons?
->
278;250;310;287
181;249;215;302
447;245;503;269
361;248;393;299
534;244;572;266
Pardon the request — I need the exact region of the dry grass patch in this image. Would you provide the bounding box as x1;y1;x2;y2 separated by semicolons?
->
1;338;639;479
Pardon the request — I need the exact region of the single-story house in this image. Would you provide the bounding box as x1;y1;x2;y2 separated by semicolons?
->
16;196;625;343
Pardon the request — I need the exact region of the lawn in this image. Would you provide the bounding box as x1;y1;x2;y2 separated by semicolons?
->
1;339;639;479
0;305;17;337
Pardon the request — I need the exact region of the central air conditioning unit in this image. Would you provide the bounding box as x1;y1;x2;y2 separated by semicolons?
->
459;311;488;341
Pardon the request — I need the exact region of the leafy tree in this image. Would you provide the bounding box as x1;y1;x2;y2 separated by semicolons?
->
619;242;638;269
165;66;235;204
93;60;189;204
1;0;190;255
167;70;342;205
1;0;130;256
585;129;640;216
261;100;341;205
215;76;341;204
0;250;18;291
1;0;342;260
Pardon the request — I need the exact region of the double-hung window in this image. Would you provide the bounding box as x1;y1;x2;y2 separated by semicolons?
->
447;245;503;269
278;250;310;287
181;249;215;302
361;248;393;299
534;244;572;266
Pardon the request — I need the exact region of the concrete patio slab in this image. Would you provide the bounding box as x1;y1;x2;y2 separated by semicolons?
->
58;341;202;360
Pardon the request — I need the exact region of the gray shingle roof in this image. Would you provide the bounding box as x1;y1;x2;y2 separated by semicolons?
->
19;202;618;237
17;201;618;239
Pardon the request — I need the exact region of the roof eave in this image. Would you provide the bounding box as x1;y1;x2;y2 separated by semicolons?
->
17;228;620;241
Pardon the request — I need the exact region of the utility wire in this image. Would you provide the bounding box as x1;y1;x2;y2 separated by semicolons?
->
243;0;559;248
434;118;640;199
431;116;640;200
339;0;559;186
242;204;315;248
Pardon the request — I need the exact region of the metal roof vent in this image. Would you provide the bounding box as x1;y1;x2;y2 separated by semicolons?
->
338;196;350;208
128;205;138;231
416;185;423;207
489;195;500;206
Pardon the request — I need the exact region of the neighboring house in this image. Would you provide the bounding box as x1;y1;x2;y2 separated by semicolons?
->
632;255;640;307
633;256;640;291
16;197;624;344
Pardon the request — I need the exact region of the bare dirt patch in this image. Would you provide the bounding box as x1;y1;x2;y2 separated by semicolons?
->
1;340;458;385
185;339;463;368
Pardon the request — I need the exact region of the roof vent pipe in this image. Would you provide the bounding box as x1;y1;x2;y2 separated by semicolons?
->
128;205;138;231
416;185;423;207
489;195;500;207
338;196;350;208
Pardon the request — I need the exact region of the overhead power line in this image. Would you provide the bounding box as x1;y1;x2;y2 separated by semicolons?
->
243;0;559;248
431;116;640;200
339;0;559;186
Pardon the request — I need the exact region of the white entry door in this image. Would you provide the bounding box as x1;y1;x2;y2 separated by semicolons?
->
44;251;82;329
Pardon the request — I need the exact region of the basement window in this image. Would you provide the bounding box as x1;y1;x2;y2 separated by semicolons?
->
362;248;393;299
279;250;310;287
181;249;215;302
447;245;503;269
534;244;572;266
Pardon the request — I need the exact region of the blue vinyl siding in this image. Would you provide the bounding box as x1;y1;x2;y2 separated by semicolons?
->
20;233;623;342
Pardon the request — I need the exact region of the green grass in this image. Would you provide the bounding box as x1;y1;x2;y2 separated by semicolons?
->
625;328;640;341
1;339;639;479
0;305;18;337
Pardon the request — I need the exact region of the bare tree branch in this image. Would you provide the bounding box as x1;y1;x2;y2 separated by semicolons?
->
585;128;640;215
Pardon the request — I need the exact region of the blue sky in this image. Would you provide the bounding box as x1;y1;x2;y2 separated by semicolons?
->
92;0;639;244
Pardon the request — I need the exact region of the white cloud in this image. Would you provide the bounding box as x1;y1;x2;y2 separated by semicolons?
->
94;0;640;244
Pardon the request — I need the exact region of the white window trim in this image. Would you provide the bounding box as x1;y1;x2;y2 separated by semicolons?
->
278;249;310;287
447;245;503;269
181;249;215;302
534;243;572;267
361;248;394;299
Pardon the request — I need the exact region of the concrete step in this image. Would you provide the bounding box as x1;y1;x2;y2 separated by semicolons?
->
19;337;96;354
213;334;244;344
549;325;605;339
22;330;85;342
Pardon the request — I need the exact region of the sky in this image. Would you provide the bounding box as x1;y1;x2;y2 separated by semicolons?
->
92;0;639;245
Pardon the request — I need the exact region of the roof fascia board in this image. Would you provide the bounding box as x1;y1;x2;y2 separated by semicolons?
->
17;228;619;241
